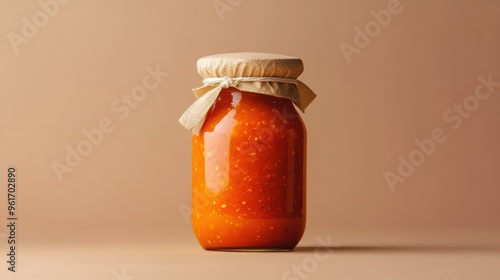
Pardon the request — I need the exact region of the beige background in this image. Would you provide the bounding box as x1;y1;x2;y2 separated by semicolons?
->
1;0;499;279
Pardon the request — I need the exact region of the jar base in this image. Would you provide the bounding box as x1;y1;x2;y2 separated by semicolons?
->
205;247;294;252
193;216;305;252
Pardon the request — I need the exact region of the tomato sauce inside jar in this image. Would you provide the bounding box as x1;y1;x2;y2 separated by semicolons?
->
192;88;306;251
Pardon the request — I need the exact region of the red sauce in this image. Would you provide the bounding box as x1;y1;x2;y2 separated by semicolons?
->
192;88;306;250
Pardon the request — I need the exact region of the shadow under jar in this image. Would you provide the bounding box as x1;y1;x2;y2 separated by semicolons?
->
192;88;306;251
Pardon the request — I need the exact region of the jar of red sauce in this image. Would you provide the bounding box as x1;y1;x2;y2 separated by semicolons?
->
179;53;316;251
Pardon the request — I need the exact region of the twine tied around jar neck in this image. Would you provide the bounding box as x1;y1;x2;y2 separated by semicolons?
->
203;76;298;88
179;76;316;135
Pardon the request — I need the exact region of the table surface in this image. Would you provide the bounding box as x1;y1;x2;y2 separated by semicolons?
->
3;231;500;280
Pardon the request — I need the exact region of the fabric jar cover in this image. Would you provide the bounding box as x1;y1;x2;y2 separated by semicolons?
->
179;52;317;135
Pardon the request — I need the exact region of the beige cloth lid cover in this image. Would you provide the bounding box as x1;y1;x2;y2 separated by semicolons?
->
179;52;317;134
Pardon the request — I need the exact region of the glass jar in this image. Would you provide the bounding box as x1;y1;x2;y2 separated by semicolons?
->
179;53;316;251
192;88;306;251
